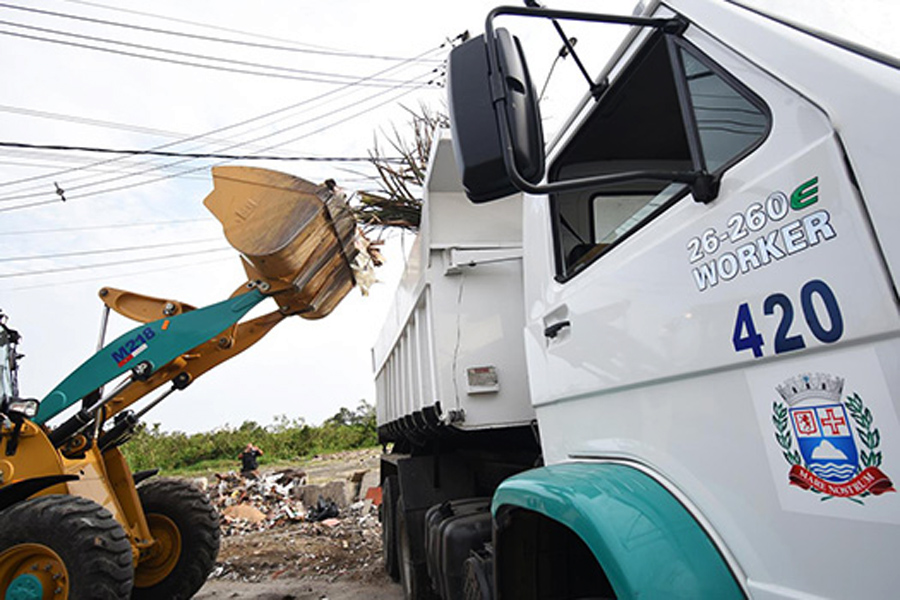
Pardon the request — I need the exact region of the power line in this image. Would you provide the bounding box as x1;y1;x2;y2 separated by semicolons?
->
0;247;232;279
0;154;211;181
0;104;202;140
0;44;445;196
0;21;432;87
0;76;426;205
62;0;398;58
0;142;401;164
2;255;234;291
0;2;439;63
0;69;435;209
0;238;222;263
0;217;209;236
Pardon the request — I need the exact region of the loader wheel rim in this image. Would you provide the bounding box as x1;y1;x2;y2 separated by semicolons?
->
135;513;182;587
0;543;69;599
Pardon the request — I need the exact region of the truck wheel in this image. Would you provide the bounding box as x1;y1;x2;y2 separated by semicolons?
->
133;478;220;600
381;476;400;581
396;497;436;600
0;494;134;599
464;549;494;600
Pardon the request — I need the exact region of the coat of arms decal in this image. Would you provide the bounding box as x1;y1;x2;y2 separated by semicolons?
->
772;372;895;503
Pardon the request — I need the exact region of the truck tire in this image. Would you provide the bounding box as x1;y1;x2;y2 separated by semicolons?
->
0;494;134;599
382;476;400;581
396;497;437;600
133;478;220;600
464;548;494;600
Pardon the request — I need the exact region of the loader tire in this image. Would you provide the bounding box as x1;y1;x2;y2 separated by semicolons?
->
381;476;400;581
133;478;220;600
0;494;134;599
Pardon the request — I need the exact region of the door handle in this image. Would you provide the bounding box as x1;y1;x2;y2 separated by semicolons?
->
543;320;571;339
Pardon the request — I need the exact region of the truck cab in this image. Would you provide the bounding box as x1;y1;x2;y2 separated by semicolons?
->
446;0;900;598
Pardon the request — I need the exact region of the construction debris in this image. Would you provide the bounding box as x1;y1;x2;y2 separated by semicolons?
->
199;449;386;585
208;464;380;537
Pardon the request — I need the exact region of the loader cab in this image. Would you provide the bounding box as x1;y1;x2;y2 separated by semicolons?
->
0;317;26;415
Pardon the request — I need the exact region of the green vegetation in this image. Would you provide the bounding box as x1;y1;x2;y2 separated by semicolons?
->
121;401;377;476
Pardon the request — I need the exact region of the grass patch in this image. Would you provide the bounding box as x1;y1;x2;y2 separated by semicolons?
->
122;402;377;477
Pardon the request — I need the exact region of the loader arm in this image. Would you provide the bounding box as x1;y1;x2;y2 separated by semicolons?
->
99;309;286;421
99;287;197;322
35;286;268;424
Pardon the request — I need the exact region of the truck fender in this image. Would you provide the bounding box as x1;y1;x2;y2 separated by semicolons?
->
492;462;745;600
0;474;79;512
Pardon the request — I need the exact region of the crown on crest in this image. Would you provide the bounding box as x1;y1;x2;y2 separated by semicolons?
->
776;372;844;406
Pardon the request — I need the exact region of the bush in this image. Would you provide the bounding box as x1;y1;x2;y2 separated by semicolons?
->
122;401;377;473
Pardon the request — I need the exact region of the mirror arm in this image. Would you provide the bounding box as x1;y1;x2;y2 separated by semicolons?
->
485;7;716;203
493;94;719;202
486;6;687;41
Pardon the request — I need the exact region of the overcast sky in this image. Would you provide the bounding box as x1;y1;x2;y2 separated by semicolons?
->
1;0;631;434
0;0;512;433
1;0;892;435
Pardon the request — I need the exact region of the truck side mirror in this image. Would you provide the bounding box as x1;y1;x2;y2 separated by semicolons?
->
448;29;544;203
448;6;720;204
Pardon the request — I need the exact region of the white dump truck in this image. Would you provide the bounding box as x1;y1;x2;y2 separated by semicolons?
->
375;1;900;598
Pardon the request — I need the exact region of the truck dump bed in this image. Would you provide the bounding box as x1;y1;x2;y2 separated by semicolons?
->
373;132;534;440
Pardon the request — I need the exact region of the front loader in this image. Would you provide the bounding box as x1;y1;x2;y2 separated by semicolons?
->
0;166;376;599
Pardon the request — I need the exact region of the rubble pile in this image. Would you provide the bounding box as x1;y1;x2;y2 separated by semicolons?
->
209;500;383;583
209;469;315;536
209;468;380;536
196;449;387;584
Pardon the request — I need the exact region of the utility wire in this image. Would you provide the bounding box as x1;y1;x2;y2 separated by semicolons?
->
0;57;439;195
0;247;232;279
62;0;411;59
0;44;446;195
0;22;431;87
0;217;209;236
0;104;200;140
2;255;234;291
0;77;429;206
0;2;439;63
0;142;402;163
0;155;211;181
0;237;221;263
0;68;436;208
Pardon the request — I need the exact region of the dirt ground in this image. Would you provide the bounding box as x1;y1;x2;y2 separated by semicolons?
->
195;448;403;600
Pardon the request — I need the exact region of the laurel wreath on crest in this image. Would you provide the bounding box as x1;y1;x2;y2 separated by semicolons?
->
772;401;802;466
845;393;883;468
772;393;883;501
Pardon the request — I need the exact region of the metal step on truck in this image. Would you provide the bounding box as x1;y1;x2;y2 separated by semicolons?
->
376;1;900;599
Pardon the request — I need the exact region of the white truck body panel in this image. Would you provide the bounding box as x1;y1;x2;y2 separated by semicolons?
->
522;1;900;598
374;133;534;431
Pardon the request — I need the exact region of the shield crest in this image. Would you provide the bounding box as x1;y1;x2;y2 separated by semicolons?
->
790;402;859;483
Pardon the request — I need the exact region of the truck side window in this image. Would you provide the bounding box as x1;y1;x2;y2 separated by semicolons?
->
549;34;769;279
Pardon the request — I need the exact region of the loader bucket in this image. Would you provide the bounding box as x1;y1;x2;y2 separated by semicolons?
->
203;166;359;319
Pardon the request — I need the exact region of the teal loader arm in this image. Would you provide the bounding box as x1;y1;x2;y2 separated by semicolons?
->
35;288;267;425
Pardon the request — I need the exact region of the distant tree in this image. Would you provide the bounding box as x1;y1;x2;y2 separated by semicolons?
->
352;104;448;232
